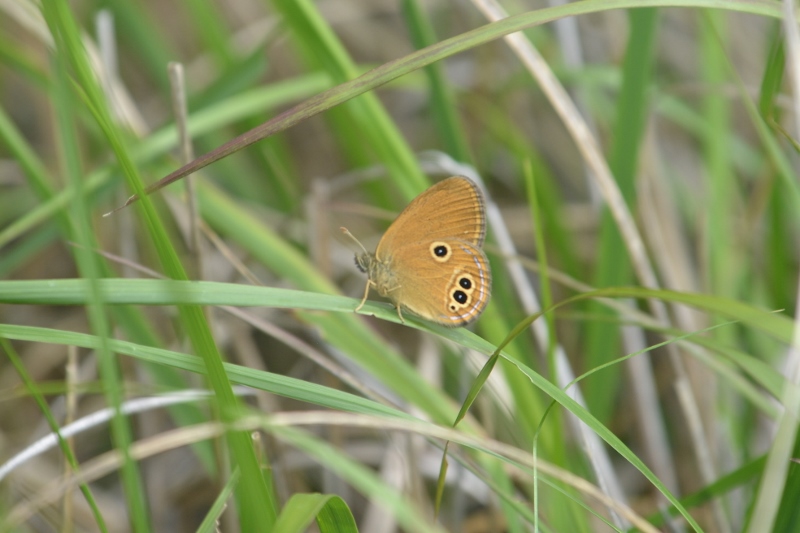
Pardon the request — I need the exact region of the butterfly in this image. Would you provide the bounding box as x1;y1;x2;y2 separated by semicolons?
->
342;176;491;326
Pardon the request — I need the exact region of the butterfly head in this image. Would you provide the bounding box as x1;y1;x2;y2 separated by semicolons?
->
354;252;371;274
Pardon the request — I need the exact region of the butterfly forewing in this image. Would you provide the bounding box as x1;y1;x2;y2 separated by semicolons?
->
375;176;486;261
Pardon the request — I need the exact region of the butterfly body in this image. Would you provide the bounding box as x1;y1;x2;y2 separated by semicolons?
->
348;176;491;327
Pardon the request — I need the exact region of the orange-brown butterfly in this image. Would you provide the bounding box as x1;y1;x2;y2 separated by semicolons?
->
342;176;491;326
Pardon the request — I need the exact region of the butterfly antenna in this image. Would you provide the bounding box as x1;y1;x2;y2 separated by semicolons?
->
340;227;369;255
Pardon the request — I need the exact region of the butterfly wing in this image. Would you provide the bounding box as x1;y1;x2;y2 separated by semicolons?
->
375;176;486;262
385;239;491;327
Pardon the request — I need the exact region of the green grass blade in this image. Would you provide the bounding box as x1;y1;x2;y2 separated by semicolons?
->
37;0;277;526
1;338;109;532
43;2;152;529
273;493;357;533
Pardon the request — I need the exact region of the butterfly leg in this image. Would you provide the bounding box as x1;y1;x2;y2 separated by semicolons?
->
383;285;405;324
355;280;373;312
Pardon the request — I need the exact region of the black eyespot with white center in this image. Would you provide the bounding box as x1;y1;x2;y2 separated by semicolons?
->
434;245;448;257
459;277;471;289
453;290;467;304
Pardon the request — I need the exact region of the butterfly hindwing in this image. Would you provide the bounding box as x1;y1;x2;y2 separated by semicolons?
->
385;239;491;326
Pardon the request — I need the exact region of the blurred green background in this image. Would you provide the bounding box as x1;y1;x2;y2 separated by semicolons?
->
1;1;798;532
